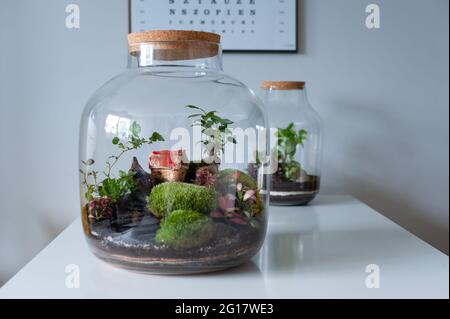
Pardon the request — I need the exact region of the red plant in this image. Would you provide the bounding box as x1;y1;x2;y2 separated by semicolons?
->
195;166;216;187
88;197;114;221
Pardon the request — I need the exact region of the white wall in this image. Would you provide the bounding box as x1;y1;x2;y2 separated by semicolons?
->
0;0;448;286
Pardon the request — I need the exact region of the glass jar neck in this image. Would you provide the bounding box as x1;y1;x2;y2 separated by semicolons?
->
263;88;309;106
128;42;223;70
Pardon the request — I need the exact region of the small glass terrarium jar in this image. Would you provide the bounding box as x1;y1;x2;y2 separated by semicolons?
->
79;31;269;274
260;81;323;206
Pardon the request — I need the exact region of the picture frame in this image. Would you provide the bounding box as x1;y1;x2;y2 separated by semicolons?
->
128;0;298;52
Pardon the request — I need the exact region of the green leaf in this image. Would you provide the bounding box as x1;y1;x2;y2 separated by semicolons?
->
186;106;237;158
277;124;308;169
185;105;205;113
220;118;234;125
112;137;120;145
205;111;217;118
85;185;95;201
149;132;165;143
129;136;141;148
299;129;308;140
130;121;141;137
98;171;136;202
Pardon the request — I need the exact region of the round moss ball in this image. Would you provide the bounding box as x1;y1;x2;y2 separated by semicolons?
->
156;210;216;249
148;182;217;218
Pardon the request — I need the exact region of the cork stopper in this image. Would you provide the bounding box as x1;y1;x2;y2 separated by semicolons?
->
261;81;306;91
128;30;221;61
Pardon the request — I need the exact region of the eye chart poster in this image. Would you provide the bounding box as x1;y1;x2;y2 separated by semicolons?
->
130;0;297;51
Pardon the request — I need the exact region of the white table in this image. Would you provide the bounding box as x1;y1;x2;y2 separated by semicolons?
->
1;195;448;299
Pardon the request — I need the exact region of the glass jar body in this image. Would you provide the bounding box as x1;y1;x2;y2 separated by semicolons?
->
262;87;323;206
79;48;269;274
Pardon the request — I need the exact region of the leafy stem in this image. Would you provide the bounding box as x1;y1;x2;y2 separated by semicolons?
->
186;105;237;159
276;123;308;181
80;121;164;201
105;122;164;178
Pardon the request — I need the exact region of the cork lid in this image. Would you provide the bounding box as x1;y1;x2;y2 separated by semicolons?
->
261;81;306;91
128;30;221;61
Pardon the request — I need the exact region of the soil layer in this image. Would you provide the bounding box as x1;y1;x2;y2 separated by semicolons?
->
84;211;266;274
270;175;320;206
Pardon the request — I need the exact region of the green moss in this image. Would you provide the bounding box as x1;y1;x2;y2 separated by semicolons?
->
148;182;217;218
156;210;216;249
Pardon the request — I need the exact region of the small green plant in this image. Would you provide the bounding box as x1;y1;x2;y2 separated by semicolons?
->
148;182;217;219
80;121;164;202
98;170;136;202
107;122;164;178
276;123;308;181
156;210;216;249
185;105;236;159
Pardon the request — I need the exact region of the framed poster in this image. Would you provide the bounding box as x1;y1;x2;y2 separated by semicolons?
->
129;0;298;52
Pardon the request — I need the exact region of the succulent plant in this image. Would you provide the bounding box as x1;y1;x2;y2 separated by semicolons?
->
195;166;216;187
156;210;216;249
148;182;217;219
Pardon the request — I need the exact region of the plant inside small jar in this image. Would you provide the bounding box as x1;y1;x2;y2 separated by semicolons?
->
275;123;308;182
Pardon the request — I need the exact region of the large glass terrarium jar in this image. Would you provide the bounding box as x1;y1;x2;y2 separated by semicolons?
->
260;81;322;206
79;31;269;274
